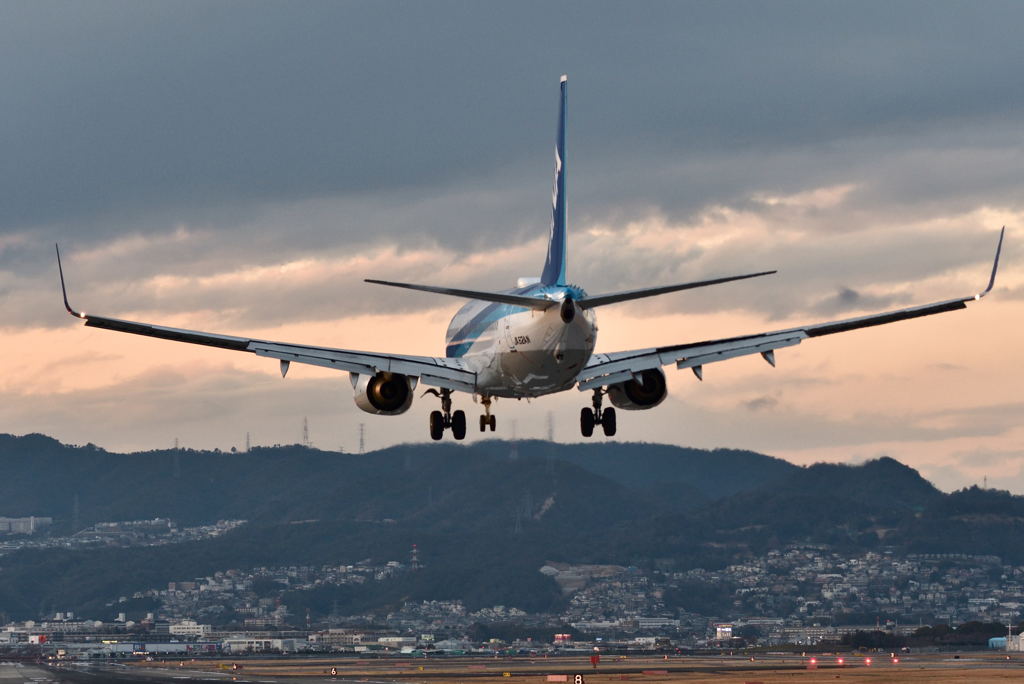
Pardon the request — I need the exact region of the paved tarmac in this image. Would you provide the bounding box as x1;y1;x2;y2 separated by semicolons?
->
0;662;58;684
16;653;1024;684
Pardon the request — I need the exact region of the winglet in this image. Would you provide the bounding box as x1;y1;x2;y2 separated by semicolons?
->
55;243;85;318
976;226;1005;300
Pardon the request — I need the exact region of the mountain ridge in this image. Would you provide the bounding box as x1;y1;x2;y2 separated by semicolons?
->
1;432;1022;621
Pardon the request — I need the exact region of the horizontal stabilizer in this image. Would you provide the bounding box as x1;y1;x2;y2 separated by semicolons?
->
365;279;557;310
578;270;776;309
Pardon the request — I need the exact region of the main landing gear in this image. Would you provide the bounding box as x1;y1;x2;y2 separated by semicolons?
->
479;395;497;432
425;388;466;441
581;388;616;437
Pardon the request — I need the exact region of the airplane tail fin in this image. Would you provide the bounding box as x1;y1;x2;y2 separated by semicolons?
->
540;75;568;286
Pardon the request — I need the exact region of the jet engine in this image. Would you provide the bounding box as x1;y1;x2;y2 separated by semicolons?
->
607;368;667;410
351;372;415;415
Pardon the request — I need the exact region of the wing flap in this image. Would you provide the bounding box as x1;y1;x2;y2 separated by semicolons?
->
250;342;476;392
673;334;805;372
578;332;805;390
417;372;475;392
248;342;379;376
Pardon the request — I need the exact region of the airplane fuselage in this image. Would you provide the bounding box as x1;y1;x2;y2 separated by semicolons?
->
445;284;597;397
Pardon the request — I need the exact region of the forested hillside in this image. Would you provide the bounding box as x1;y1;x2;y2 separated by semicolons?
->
0;433;1021;620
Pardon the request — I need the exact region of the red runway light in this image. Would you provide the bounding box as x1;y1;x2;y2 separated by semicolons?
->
865;657;872;666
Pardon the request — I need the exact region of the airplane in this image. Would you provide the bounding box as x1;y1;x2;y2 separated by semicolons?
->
57;75;1004;442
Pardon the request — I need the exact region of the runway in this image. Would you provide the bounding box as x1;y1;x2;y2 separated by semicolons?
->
31;653;1024;684
0;662;59;684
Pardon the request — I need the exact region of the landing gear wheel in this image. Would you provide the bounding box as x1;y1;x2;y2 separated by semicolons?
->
580;408;595;437
451;410;467;440
489;415;497;432
601;407;617;437
429;410;445;441
478;395;496;434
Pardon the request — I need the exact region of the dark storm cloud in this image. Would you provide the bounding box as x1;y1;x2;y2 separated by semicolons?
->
4;0;1024;239
4;0;1024;332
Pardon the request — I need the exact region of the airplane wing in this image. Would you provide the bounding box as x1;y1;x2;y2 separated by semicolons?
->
577;228;1005;391
55;247;477;394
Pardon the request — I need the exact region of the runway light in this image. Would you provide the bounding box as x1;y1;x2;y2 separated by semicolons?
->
836;657;844;665
809;657;817;665
892;657;900;664
865;657;872;666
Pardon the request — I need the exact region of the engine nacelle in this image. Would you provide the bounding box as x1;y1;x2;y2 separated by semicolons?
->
607;368;668;410
351;372;415;415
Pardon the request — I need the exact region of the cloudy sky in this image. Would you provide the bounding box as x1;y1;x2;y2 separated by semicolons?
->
2;1;1023;491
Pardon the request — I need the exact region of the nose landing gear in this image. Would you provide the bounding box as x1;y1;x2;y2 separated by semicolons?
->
478;395;497;432
580;388;616;437
425;388;466;441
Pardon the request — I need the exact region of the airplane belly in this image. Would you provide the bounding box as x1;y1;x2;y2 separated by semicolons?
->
476;308;594;397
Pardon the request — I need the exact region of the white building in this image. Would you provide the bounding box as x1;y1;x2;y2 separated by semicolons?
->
169;619;211;637
636;617;680;629
378;636;416;648
0;517;53;534
222;637;305;653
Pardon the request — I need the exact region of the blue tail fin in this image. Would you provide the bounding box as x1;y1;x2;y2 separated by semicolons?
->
541;75;568;286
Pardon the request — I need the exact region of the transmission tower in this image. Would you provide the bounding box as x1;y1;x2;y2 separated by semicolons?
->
245;432;251;452
410;543;421;571
359;423;365;454
302;417;311;447
546;412;554;442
